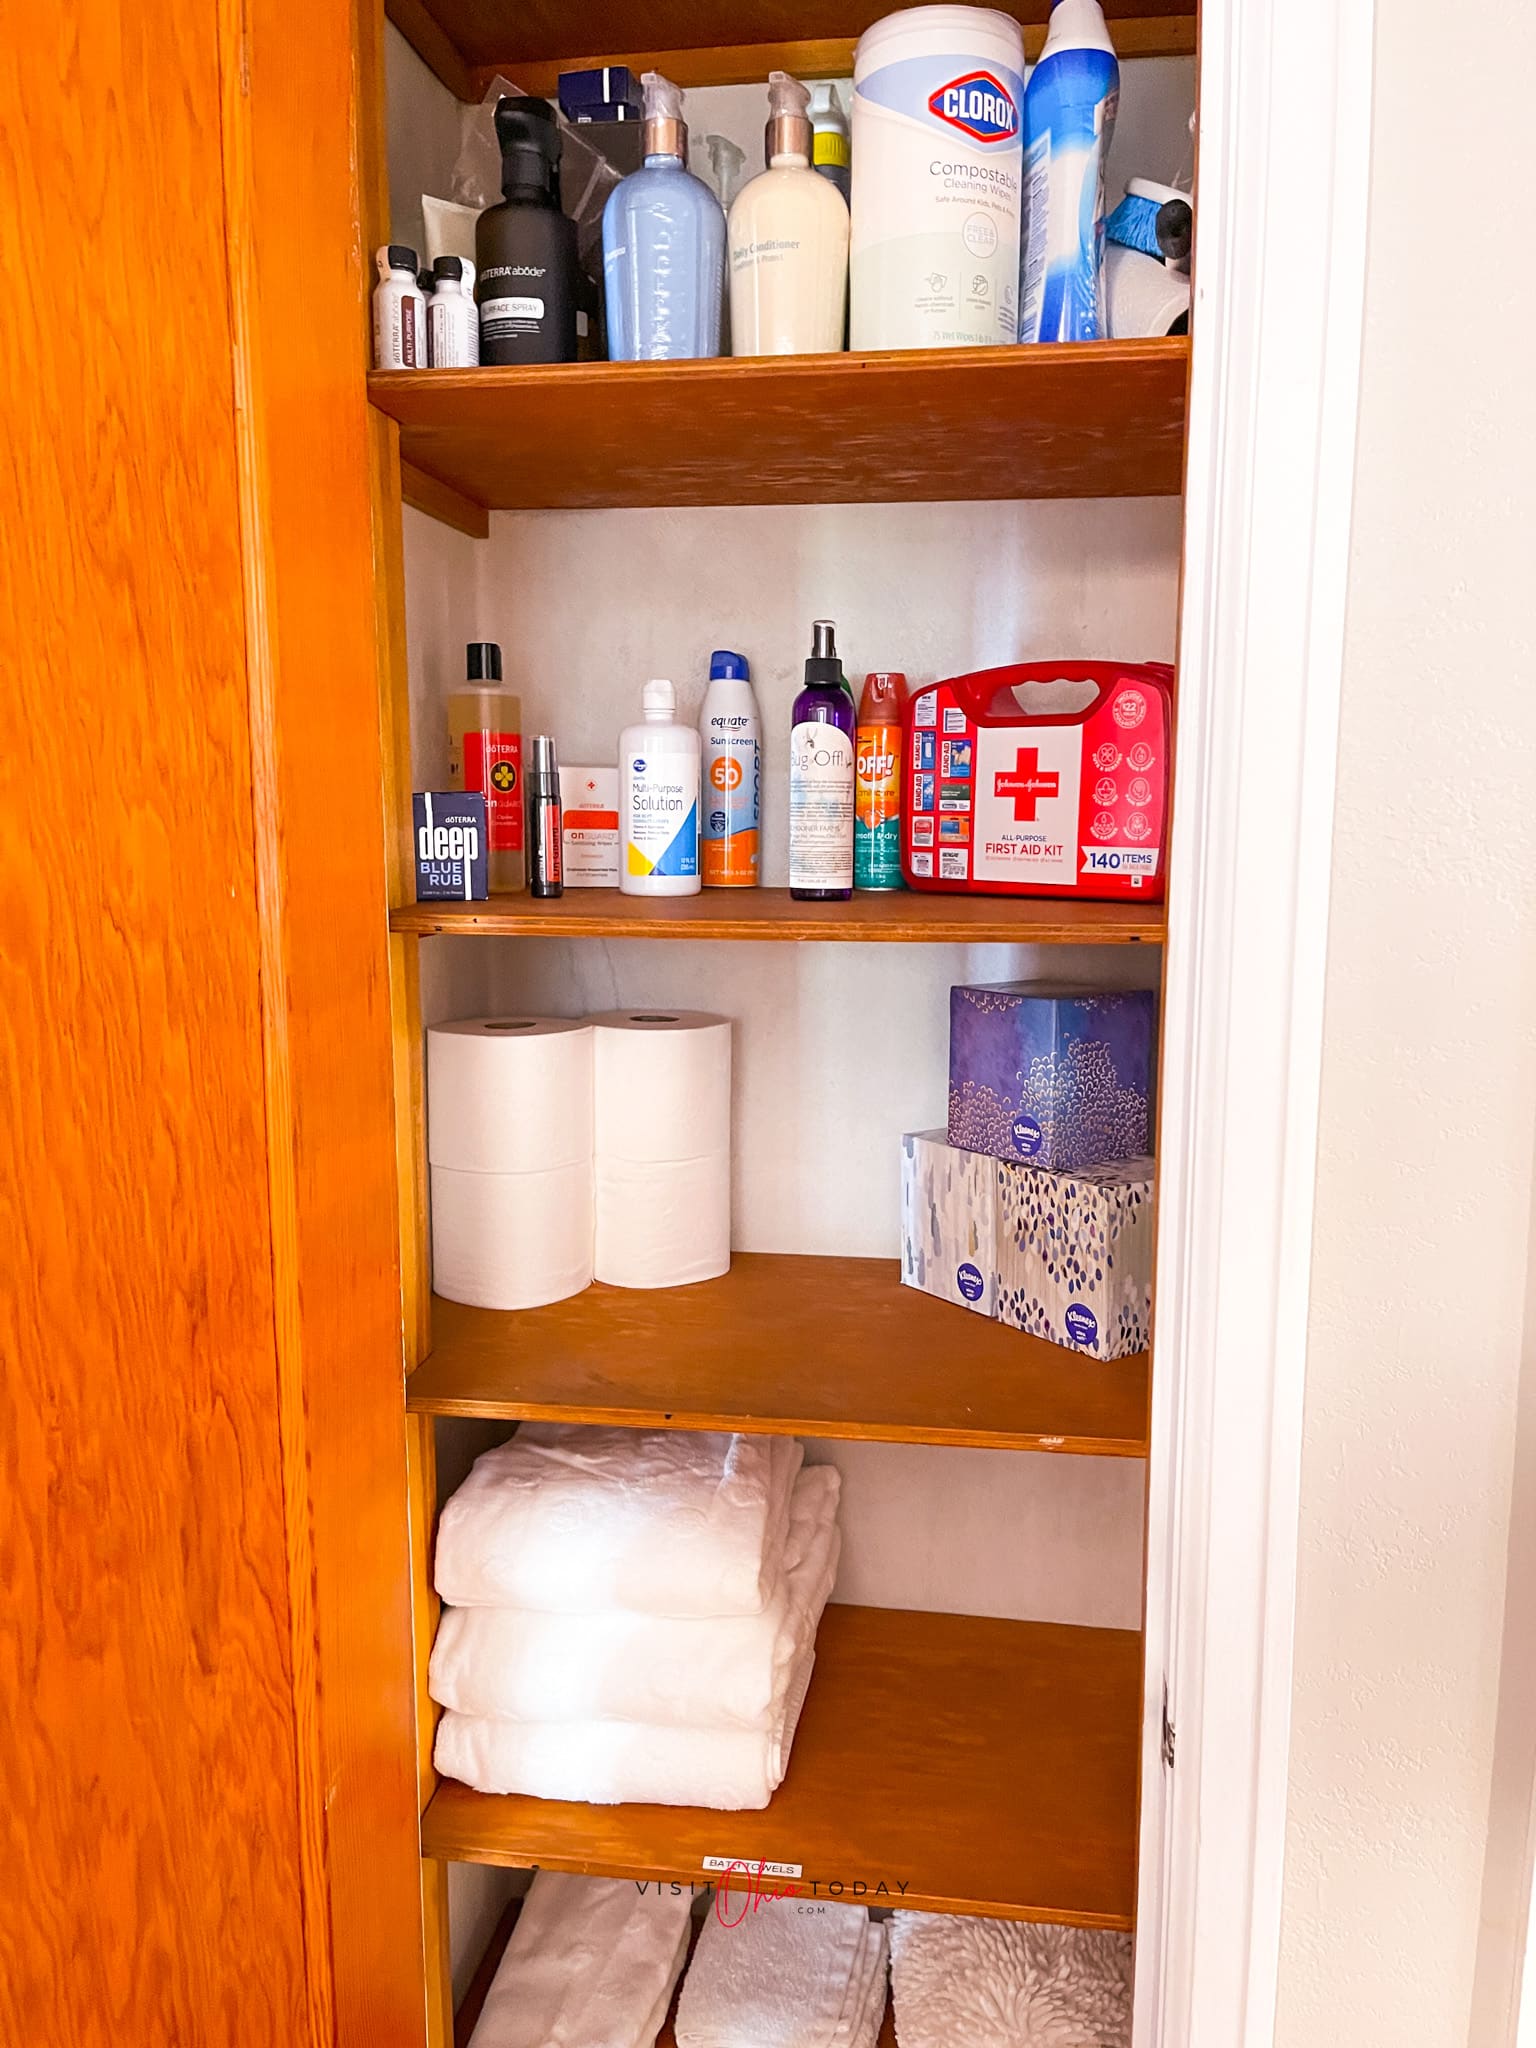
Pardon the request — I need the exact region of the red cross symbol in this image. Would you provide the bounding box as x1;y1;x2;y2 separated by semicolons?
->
994;746;1061;822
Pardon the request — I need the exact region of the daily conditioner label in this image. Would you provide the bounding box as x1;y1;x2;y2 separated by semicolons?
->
789;722;854;890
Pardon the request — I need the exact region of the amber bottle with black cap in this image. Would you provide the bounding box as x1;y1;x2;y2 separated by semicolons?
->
448;642;525;892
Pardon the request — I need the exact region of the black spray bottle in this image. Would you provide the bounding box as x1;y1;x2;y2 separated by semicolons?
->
476;97;578;366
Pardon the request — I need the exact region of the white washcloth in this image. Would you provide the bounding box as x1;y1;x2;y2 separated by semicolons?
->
467;1869;692;2048
431;1467;841;1727
435;1636;817;1808
888;1913;1132;2048
436;1424;804;1616
677;1900;885;2048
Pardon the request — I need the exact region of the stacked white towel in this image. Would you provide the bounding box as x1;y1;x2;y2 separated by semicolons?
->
467;1870;692;2048
432;1424;841;1810
887;1913;1132;2048
676;1900;888;2048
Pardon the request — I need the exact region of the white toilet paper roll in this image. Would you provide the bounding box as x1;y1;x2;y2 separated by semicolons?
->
431;1160;594;1311
595;1152;731;1289
428;1016;593;1175
1105;241;1191;339
590;1011;732;1165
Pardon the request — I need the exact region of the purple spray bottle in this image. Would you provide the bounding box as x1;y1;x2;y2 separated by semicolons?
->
788;618;856;903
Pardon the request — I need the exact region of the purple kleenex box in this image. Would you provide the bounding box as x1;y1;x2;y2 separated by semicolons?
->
947;982;1155;1169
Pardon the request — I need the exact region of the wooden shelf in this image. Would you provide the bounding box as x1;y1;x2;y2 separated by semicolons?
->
390;886;1164;944
385;0;1196;100
424;1604;1140;1927
410;1256;1149;1457
369;341;1188;513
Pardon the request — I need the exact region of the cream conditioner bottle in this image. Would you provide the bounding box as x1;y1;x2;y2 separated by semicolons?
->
728;72;849;356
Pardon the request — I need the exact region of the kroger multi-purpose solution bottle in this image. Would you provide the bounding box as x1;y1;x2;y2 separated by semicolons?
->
620;678;701;896
854;670;905;890
700;650;761;887
850;7;1025;350
788;620;856;903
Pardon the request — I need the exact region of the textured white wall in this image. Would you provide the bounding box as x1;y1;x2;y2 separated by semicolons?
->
1275;3;1536;2043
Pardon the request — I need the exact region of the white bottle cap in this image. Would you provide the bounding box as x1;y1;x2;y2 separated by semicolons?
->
643;678;676;718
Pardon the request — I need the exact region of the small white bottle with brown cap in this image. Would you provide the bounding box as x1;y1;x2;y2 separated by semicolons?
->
727;71;849;356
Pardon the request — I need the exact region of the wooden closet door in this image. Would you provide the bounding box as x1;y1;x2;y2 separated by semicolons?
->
0;2;423;2041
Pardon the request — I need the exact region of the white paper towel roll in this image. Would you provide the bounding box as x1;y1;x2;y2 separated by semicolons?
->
1105;242;1191;339
432;1160;594;1310
590;1011;732;1165
428;1016;593;1175
595;1152;730;1289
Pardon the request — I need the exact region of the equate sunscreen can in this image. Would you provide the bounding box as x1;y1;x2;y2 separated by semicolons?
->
855;671;906;889
850;6;1025;350
699;649;762;887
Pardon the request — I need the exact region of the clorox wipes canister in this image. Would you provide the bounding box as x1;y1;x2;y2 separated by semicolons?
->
850;6;1026;350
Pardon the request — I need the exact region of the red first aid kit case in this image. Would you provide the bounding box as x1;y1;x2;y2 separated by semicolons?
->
900;660;1174;901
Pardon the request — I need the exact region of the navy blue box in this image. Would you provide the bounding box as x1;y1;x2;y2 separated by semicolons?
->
413;792;488;901
558;66;642;122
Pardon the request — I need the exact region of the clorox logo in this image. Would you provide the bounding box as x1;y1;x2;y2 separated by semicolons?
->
928;71;1019;143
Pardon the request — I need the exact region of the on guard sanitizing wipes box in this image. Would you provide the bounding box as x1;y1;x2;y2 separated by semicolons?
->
901;660;1173;900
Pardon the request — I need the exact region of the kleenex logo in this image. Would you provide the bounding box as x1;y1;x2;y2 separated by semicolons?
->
928;71;1018;142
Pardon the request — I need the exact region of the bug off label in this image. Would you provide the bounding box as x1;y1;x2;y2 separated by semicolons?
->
851;16;1025;351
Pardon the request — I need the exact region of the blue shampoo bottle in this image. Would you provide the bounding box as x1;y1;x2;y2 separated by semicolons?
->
602;72;726;360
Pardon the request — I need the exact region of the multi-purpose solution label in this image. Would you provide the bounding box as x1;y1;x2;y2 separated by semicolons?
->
625;756;698;881
789;722;854;891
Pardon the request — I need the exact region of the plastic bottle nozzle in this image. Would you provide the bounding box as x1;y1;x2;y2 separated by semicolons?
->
642;677;677;718
812;619;837;659
765;70;813;163
641;70;688;158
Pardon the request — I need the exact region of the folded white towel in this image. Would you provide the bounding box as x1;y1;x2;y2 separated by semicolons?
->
431;1466;841;1728
888;1913;1132;2048
436;1424;804;1617
435;1636;817;1808
467;1869;692;2048
676;1899;886;2048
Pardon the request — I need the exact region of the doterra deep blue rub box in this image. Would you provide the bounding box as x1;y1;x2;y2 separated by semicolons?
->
413;791;488;901
947;982;1154;1170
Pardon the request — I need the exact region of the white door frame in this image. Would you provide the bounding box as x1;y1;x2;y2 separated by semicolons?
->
1134;3;1376;2044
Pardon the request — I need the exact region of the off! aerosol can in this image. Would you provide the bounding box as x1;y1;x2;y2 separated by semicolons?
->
855;671;905;889
850;6;1025;350
700;650;761;887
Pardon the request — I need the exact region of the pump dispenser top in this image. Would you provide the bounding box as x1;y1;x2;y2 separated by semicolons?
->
765;70;813;164
493;96;562;198
641;69;687;158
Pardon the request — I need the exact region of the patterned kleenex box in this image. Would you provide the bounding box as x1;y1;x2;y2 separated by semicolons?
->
947;982;1154;1169
900;1130;997;1315
996;1156;1155;1359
